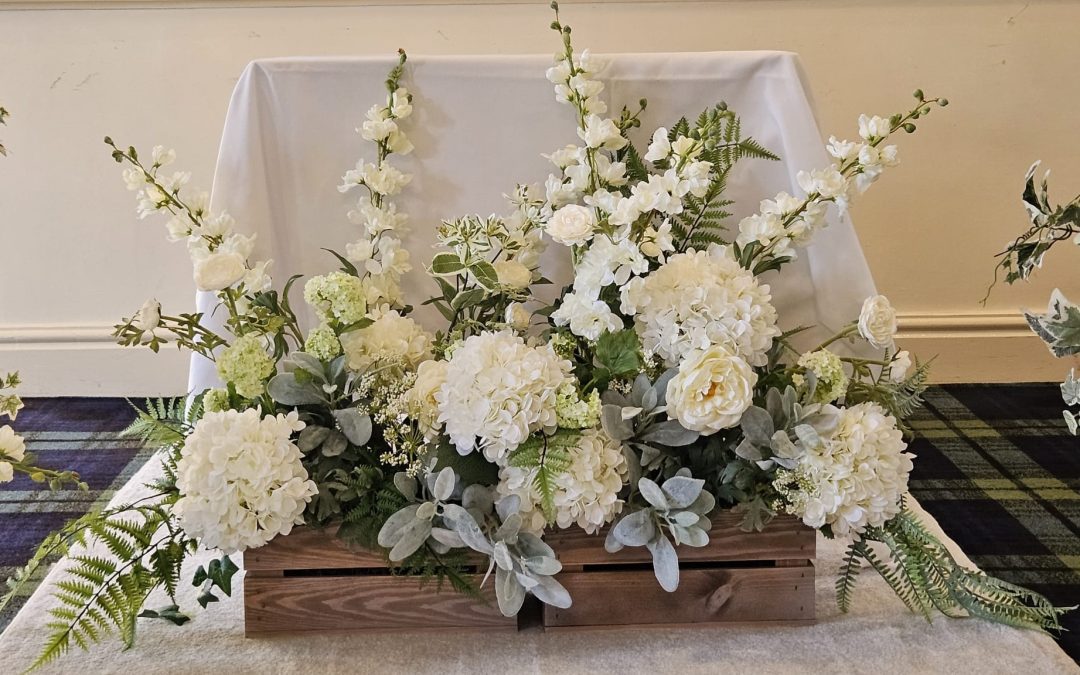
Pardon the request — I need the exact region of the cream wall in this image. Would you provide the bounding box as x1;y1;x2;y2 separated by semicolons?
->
1;0;1077;395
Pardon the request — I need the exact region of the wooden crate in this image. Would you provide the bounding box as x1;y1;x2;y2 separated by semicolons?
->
542;512;816;629
243;525;517;635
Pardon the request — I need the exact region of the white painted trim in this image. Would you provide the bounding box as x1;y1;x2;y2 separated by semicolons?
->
0;311;1066;395
1;0;696;11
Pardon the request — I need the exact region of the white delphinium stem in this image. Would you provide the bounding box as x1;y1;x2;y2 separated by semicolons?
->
338;49;415;309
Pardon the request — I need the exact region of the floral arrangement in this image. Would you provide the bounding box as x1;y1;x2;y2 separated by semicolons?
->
5;5;1069;668
992;162;1080;430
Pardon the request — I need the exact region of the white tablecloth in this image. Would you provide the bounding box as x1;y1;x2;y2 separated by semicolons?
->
191;52;877;391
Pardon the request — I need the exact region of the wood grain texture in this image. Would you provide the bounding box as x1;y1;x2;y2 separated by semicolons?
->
543;565;815;628
545;513;815;565
245;574;516;635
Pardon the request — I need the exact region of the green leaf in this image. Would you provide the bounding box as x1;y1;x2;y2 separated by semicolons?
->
470;261;500;290
431;252;466;276
450;288;485;311
594;329;641;378
138;604;190;626
432;443;499;487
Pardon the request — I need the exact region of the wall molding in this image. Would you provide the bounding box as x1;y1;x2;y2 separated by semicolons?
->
3;0;714;12
0;311;1063;394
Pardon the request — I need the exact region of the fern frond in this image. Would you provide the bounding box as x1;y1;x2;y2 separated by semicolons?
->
835;541;862;613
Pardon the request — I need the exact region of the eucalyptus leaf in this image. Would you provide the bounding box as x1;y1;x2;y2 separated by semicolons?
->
283;352;325;378
297;425;331;453
493;541;514;571
734;438;763;461
320;431;348;457
654;368;678;406
416;501;437;520
496;513;522;542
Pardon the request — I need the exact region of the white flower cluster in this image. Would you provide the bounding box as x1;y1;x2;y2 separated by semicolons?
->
497;429;628;534
122;146;272;293
339;309;433;373
173;409;318;554
436;331;571;463
338;85;415;308
736;114;899;262
621;244;779;366
785;402;914;536
0;424;26;483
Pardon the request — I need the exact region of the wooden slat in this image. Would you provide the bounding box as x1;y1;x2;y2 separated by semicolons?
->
244;524;390;571
244;574;516;634
546;513;815;565
543;564;815;628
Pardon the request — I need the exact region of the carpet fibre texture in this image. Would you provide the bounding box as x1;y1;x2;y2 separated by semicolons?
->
0;398;147;633
908;383;1080;665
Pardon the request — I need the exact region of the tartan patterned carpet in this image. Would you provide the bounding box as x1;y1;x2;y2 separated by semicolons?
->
909;383;1080;664
0;389;1076;665
0;398;149;634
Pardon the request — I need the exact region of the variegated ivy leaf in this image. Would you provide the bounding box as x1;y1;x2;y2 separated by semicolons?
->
1061;368;1080;407
1025;289;1080;357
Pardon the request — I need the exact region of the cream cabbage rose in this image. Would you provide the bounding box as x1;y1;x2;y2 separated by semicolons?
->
666;344;757;434
858;294;898;349
192;250;246;291
493;260;534;289
406;359;448;439
545;204;597;246
340;310;432;372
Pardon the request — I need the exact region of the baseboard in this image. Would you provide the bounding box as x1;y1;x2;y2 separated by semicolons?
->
0;323;189;397
0;313;1071;396
896;312;1077;384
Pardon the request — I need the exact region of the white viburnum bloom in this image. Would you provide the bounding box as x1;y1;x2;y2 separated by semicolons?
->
788;402;913;536
578;115;627;151
0;423;27;461
858;294;898;349
550;291;624;341
890;350;913;383
340;310;432;372
858;114;891;141
497;428;628;535
546;204;597;247
494;260;534;290
173;409;318;554
406;359;448;439
644;127;671;162
620;244;780;367
666;344;757;434
436;331;571;463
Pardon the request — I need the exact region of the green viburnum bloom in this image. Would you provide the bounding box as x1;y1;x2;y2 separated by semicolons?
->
304;323;343;361
303;271;367;326
555;380;601;429
793;349;849;403
216;334;275;399
549;332;577;361
203;388;231;413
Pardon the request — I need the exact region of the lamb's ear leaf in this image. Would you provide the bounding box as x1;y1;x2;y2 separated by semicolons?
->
647;535;680;592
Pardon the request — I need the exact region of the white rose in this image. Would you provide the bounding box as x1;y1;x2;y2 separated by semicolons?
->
858;295;898;349
505;303;531;331
493;260;533;289
890;350;913;382
546;204;597;247
192;251;247;291
407;360;448;439
666;345;757;434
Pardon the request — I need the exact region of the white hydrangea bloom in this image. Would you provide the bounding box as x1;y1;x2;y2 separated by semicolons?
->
787;402;914;536
436;331;571;463
497;429;628;534
620;244;779;366
173;410;318;554
339;309;432;372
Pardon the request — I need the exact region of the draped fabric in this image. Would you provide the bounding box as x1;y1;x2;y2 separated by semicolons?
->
191;52;876;391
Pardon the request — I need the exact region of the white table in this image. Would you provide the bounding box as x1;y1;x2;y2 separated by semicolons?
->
191;52;878;391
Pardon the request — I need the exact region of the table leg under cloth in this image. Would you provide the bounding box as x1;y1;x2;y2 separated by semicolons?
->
1;453;1073;674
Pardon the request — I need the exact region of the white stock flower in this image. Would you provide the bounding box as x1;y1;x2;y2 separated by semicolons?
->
574;236;649;298
390;87;412;119
858;295;898;349
339;160;411;196
666;345;757;434
406;359;448;439
790;402;913;536
797;167;849;200
192;250;247;292
858;114;891;141
736;212;785;248
640;220;675;260
340;310;432;372
545;204;597;247
173;409;318;554
578;115;627;151
826;136;862;162
348;201;408;235
151;145;176;167
890;350;913;383
360;105;398;142
551;291;623;341
644;127;671;162
546;145;581;170
494;260;534;290
620;244;779;367
497;428;628;534
0;425;26;463
436;331;571;463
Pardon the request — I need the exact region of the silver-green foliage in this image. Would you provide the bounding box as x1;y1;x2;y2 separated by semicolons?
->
605;471;714;592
